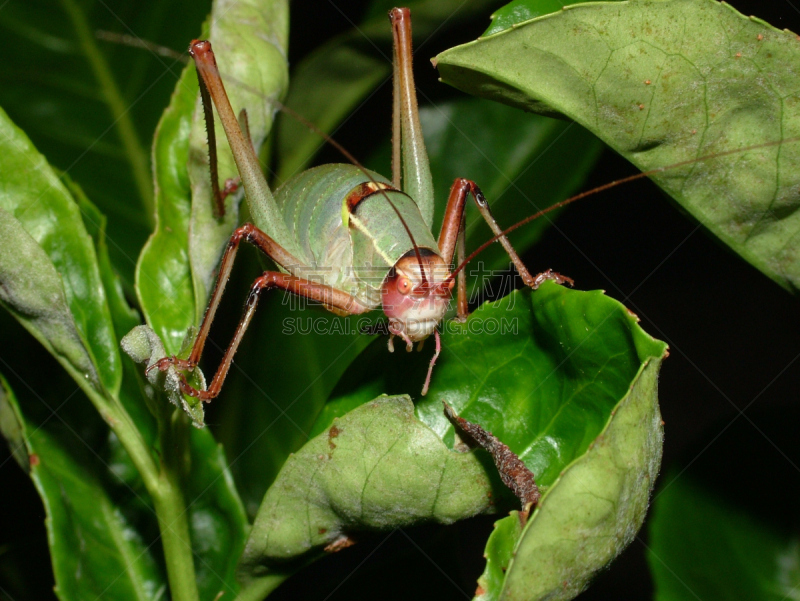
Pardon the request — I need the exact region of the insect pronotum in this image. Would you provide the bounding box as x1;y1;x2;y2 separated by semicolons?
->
147;6;796;401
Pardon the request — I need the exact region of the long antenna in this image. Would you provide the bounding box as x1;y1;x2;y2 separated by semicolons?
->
443;136;800;284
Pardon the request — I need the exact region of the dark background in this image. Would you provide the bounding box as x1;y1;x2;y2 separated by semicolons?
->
1;0;799;599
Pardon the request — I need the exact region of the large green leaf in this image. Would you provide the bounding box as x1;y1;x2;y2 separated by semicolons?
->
0;107;120;396
300;283;667;599
135;59;197;356
0;375;166;601
236;394;496;598
488;350;663;600
435;0;800;292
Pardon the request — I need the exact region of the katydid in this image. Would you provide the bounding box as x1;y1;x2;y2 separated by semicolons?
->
146;6;796;402
147;7;571;399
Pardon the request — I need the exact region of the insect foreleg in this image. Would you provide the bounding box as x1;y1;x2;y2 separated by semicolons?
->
147;223;370;401
438;179;573;318
194;272;372;401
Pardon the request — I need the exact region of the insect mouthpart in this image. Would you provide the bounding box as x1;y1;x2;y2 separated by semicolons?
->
381;251;452;344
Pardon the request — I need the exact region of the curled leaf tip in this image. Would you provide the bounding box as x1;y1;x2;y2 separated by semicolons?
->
443;401;540;511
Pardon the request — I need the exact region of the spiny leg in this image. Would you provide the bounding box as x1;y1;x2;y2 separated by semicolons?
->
437;178;573;317
147;222;370;400
148;223;299;376
151;265;371;402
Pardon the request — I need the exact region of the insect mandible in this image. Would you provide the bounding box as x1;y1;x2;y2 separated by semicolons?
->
146;7;571;399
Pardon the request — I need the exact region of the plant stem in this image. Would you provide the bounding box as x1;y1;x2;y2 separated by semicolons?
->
73;367;199;600
152;403;200;601
234;574;290;601
59;0;155;222
152;472;199;601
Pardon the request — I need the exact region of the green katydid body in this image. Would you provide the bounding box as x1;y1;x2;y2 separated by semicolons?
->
274;164;439;309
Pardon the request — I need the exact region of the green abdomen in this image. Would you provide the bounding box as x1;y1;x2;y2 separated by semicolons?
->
273;164;439;308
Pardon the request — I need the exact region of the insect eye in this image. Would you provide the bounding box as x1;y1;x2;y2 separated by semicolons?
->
397;277;412;294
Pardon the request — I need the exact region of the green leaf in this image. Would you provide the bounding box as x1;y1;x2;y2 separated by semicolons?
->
493;348;663;600
0;108;120;395
477;511;524;599
311;283;667;599
70;180;141;340
136;58;198;356
0;207;96;389
237;394;495;596
649;474;799;601
435;0;800;292
274;0;502;183
184;423;249;599
0;374;167;601
69;181;158;446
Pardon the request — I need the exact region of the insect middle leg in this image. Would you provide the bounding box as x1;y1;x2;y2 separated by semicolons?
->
148;223;371;401
437;178;573;318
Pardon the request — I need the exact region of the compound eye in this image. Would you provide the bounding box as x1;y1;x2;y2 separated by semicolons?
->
396;276;412;294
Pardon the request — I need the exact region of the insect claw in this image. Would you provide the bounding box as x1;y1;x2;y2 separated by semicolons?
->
145;356;174;375
530;269;574;290
145;355;195;376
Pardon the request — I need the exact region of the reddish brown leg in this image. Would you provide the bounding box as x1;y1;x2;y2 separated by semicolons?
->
170;272;370;401
437;179;573;316
455;212;467;319
147;223;371;401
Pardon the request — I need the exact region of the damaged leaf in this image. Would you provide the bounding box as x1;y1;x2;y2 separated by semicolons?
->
237;395;496;595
